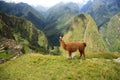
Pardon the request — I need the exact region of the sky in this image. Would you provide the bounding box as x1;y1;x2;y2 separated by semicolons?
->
4;0;89;7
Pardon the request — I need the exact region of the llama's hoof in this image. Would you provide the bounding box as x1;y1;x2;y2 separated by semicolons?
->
67;57;73;59
83;58;86;60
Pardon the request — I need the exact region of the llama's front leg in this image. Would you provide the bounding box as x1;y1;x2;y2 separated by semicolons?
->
79;50;82;59
83;51;86;59
79;53;82;58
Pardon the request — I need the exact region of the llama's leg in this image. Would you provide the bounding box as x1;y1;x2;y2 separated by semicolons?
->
83;51;86;59
68;51;72;58
79;50;82;58
80;53;82;58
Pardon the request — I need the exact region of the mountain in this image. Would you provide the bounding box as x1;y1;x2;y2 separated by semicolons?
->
43;2;80;46
33;5;48;16
43;0;120;47
0;1;45;29
0;1;119;53
100;12;120;52
0;13;48;58
62;14;108;52
80;0;120;28
46;2;80;24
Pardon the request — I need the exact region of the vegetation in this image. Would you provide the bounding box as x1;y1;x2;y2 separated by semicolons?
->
100;12;120;52
0;52;12;60
0;53;120;80
0;13;48;54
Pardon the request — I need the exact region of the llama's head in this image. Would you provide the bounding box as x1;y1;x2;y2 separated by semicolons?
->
59;36;66;49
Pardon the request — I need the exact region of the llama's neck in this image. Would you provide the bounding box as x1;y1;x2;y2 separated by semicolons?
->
61;40;66;50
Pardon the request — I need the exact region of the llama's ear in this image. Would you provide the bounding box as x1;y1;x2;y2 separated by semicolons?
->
59;36;62;39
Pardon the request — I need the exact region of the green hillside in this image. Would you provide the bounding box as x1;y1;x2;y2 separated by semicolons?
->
0;13;48;62
0;53;120;80
63;14;108;52
100;12;120;52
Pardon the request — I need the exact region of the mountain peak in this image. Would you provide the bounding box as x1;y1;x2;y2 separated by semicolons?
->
63;14;108;52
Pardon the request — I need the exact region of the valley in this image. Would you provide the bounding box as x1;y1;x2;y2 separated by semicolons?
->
0;0;120;58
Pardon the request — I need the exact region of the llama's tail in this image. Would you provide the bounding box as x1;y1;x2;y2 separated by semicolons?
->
83;42;86;47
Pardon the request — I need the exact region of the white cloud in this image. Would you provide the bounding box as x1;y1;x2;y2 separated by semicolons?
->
4;0;89;7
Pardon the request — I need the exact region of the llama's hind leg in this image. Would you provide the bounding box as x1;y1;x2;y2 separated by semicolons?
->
68;51;72;58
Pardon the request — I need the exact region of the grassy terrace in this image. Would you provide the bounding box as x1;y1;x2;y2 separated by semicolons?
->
0;52;120;80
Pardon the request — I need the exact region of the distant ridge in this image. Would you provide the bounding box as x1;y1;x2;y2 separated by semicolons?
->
0;1;45;29
100;12;120;52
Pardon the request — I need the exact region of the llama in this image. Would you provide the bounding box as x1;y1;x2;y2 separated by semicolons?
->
59;36;86;59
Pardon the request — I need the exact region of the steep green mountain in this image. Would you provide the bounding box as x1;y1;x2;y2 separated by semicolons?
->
0;1;45;29
62;14;108;52
80;0;120;28
100;12;120;52
44;2;80;46
0;13;48;57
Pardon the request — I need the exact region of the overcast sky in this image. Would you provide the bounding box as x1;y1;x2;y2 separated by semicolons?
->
4;0;89;7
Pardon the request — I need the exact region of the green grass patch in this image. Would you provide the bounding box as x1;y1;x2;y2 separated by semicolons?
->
0;53;120;80
86;52;120;59
0;52;12;59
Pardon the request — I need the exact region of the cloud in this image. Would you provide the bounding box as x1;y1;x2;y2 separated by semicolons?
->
4;0;89;7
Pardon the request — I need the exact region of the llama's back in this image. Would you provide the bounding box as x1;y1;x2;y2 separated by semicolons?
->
66;42;85;50
66;42;86;48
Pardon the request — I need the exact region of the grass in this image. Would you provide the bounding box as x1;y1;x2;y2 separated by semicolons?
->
0;53;120;80
86;52;120;59
0;52;12;59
